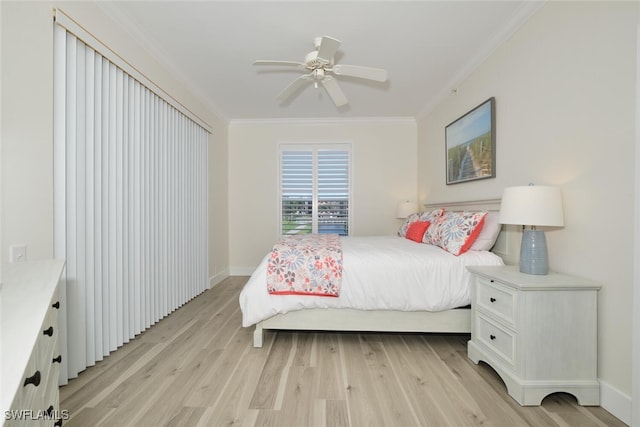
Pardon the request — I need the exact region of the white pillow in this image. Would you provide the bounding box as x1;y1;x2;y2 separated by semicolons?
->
469;211;502;251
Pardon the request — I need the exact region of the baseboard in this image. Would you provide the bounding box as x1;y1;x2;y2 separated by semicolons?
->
229;267;257;276
209;266;256;285
209;269;229;288
600;379;631;425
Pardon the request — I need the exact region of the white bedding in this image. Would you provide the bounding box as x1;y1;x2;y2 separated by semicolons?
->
239;235;504;327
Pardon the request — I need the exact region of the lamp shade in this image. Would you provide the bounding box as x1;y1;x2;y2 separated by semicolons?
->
499;186;564;227
396;201;418;219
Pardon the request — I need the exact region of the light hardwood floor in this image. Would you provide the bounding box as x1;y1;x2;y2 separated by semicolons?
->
60;276;626;427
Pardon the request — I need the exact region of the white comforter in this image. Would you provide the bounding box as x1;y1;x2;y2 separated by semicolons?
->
239;235;504;327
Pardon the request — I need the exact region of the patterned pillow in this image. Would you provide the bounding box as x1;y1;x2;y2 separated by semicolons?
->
397;208;444;237
397;212;420;237
419;208;447;244
424;211;488;255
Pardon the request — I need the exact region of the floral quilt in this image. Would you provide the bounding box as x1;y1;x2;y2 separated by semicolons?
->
267;234;343;297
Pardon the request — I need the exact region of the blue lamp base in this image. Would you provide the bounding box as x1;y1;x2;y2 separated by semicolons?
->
519;229;549;275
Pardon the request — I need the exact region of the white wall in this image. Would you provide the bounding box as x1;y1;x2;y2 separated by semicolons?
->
634;16;640;427
1;1;55;265
0;1;228;287
209;119;229;286
418;2;637;422
228;118;417;273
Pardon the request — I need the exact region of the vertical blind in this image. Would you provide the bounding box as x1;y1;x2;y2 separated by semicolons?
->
53;15;209;383
280;145;350;236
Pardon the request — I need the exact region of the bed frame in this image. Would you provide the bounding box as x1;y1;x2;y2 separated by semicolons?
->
252;199;520;347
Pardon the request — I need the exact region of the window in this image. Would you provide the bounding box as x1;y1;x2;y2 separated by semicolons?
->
279;144;351;236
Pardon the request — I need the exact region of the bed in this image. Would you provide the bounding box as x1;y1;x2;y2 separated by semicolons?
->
239;199;518;347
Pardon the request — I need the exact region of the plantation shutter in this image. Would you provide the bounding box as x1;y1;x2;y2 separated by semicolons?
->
279;145;350;236
281;150;313;235
317;150;349;235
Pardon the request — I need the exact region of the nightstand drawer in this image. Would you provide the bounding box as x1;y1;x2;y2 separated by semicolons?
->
476;277;515;326
476;313;515;366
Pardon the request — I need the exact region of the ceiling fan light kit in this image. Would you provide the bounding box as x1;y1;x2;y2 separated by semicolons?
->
254;36;387;107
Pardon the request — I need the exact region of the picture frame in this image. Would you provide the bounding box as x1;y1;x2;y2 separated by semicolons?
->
445;97;496;185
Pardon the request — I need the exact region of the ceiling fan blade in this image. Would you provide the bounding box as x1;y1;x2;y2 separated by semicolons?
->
332;64;387;82
276;74;312;101
317;36;341;62
254;60;305;67
321;77;348;107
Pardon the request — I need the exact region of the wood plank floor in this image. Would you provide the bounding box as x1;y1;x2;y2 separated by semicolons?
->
60;276;626;427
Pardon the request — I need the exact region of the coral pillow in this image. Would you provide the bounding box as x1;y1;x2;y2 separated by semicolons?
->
425;211;488;255
405;221;431;242
397;208;444;238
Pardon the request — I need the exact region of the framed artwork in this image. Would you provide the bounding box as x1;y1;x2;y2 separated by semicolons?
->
445;97;495;185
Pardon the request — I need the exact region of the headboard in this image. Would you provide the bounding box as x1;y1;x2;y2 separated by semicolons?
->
423;198;520;265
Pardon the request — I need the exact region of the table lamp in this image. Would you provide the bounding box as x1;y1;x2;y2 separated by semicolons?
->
498;185;564;275
396;201;418;219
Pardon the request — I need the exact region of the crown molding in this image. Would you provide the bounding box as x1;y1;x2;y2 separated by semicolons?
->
416;1;545;119
229;116;416;127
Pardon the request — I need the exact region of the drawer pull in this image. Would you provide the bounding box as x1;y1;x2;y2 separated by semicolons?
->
54;419;63;427
490;334;496;341
24;370;41;387
52;301;60;309
53;355;62;364
490;297;496;303
43;326;54;336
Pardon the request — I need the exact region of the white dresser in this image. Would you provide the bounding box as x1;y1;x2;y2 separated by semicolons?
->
1;260;66;426
467;265;601;406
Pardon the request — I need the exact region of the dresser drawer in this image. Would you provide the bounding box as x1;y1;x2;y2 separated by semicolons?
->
476;277;516;326
33;297;59;377
476;313;515;366
18;351;46;418
43;360;61;420
38;316;58;366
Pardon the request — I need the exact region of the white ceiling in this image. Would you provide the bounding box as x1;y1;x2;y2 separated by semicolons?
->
98;1;543;121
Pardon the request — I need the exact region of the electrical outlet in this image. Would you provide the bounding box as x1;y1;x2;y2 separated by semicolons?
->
9;245;27;263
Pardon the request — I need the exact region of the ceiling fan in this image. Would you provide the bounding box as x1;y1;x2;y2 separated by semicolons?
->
253;36;388;107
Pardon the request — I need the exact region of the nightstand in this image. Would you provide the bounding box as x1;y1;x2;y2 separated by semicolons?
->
467;265;601;406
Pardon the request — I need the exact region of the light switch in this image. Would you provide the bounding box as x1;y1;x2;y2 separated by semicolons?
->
9;245;27;263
